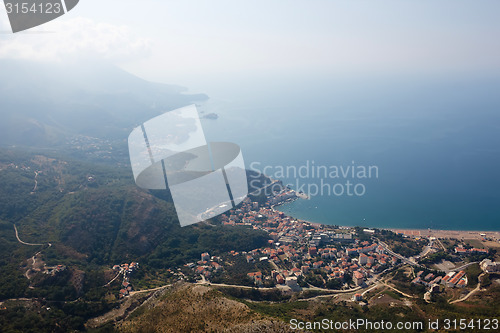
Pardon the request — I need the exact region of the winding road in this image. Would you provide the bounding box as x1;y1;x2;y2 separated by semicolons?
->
449;273;485;304
13;224;44;246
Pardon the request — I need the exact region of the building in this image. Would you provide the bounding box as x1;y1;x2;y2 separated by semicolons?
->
447;271;466;287
424;273;435;281
359;253;368;265
312;261;323;269
201;252;210;261
481;259;500;273
285;276;301;291
353;271;365;286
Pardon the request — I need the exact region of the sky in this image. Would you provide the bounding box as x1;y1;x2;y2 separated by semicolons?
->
1;0;500;93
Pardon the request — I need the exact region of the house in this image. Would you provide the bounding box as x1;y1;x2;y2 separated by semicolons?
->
353;271;365;286
441;274;452;285
211;262;222;271
285;276;300;291
358;253;368;265
411;277;422;285
447;271;466;287
346;248;357;256
480;259;500;273
119;289;129;297
247;271;263;284
430;276;442;285
424;273;434;281
201;252;210;261
312;261;323;269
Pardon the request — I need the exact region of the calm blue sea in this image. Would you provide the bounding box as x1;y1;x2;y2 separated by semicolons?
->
199;74;500;231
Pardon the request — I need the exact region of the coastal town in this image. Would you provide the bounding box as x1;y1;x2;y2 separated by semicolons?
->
113;187;500;306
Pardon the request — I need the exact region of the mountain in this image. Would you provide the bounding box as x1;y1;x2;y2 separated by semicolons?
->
0;148;269;264
0;60;275;332
114;283;294;333
0;59;208;146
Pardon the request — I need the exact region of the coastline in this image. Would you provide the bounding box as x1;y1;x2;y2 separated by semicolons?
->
387;228;500;241
266;189;500;242
271;203;500;242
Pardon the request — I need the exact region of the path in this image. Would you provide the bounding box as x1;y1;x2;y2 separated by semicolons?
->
13;224;44;246
382;282;414;298
451;262;479;272
30;171;39;194
449;273;485;304
129;284;172;296
104;270;123;287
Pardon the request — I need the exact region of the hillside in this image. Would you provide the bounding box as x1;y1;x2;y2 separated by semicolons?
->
0;59;208;146
0;148;270;331
115;283;294;333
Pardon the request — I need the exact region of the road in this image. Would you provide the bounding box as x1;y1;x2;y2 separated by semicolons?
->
375;238;423;268
13;224;44;246
361;282;383;297
382;282;414;299
416;238;434;259
129;285;172;296
104;270;123;287
449;273;485;304
31;171;39;193
436;238;447;251
451;262;479;272
196;279;363;294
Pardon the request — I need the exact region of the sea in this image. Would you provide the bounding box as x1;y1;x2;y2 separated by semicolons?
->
198;74;500;231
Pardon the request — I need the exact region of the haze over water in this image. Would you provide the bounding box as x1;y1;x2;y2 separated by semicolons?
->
200;74;500;231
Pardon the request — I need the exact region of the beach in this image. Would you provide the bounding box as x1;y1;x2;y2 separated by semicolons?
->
389;228;500;242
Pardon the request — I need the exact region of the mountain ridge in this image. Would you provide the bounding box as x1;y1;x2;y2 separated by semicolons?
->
0;59;208;146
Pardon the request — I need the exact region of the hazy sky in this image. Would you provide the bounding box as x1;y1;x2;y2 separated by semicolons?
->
1;0;500;91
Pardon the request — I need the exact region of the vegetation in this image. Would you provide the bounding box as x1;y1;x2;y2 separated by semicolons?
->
377;230;427;257
420;251;453;265
465;263;483;288
0;149;270;332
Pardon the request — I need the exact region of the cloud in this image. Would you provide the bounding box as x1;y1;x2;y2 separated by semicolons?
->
0;17;151;62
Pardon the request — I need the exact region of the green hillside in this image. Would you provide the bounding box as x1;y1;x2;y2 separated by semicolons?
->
0;148;269;332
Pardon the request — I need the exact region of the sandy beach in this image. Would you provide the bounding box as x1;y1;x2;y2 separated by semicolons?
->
389;228;500;241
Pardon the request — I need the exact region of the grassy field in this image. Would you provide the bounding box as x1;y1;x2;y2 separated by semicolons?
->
464;239;486;249
482;240;500;249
